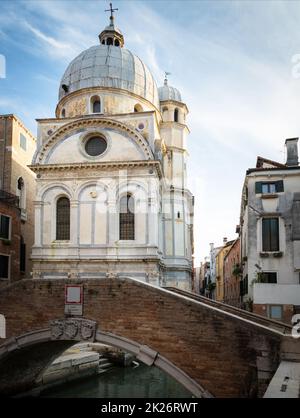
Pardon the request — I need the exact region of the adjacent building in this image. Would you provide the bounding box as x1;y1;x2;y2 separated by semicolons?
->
0;114;36;281
240;138;300;322
199;258;210;296
29;14;194;288
224;237;241;307
0;190;21;285
215;238;235;302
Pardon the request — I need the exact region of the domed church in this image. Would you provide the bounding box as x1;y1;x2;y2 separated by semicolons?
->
30;6;194;289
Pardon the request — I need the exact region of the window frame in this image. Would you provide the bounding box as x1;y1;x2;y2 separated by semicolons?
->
119;193;135;241
56;196;71;241
20;133;27;151
260;272;277;284
262;217;280;252
268;305;283;320
0;214;11;240
255;180;284;194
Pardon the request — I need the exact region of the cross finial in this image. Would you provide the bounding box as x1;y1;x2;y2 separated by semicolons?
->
164;71;171;85
105;2;118;23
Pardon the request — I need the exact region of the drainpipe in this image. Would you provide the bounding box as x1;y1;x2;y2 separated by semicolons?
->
1;117;7;190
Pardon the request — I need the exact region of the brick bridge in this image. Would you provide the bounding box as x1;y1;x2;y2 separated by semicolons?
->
0;277;299;397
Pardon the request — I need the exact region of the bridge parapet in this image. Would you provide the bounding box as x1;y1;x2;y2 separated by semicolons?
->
0;276;298;397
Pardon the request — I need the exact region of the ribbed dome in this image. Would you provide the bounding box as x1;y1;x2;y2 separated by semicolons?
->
59;45;159;107
158;84;182;102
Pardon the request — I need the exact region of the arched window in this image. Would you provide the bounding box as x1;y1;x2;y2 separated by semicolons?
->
115;39;120;47
107;37;113;45
61;108;66;118
56;197;70;240
174;108;179;122
17;177;25;210
134;104;143;113
91;96;101;113
119;194;135;240
162;106;168;120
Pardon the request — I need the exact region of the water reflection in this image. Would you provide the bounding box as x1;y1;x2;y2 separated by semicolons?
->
41;363;193;398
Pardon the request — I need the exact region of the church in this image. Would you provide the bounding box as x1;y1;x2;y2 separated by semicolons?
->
29;7;194;289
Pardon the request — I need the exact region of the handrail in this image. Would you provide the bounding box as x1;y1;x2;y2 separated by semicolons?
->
165;287;292;335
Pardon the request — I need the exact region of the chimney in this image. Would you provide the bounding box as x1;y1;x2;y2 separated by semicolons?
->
223;237;227;245
285;138;299;166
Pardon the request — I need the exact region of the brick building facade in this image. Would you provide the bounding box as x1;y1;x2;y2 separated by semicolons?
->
0;114;36;279
0;190;21;285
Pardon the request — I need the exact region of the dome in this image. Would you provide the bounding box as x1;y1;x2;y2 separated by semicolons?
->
158;84;182;102
59;45;159;108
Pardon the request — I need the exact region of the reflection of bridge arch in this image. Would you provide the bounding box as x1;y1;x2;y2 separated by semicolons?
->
0;321;210;397
0;277;298;397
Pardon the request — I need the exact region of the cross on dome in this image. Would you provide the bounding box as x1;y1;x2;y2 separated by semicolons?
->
99;2;124;47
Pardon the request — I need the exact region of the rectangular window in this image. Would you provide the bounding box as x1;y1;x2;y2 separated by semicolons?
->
262;218;279;251
255;181;284;194
0;214;10;240
261;272;277;283
20;240;26;273
20;133;27;151
0;255;9;279
269;305;282;320
262;183;276;194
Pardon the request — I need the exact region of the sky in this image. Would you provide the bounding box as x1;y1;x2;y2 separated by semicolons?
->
1;0;300;265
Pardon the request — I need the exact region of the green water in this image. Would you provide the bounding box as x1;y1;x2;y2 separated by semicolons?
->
41;364;193;398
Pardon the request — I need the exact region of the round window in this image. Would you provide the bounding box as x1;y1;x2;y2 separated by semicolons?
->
85;136;107;156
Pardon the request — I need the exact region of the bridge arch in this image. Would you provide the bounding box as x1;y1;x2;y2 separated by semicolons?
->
1;276;295;397
0;320;209;397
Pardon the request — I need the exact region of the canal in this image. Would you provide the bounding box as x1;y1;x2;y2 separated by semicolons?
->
40;363;193;398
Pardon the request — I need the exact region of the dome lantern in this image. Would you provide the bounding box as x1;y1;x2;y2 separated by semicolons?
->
158;72;182;103
99;2;124;48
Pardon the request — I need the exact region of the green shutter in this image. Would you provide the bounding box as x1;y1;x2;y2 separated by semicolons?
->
276;180;284;192
255;182;262;193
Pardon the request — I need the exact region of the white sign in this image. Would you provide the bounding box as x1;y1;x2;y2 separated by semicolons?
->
65;285;83;316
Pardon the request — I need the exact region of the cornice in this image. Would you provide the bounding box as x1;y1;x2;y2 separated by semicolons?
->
29;160;163;178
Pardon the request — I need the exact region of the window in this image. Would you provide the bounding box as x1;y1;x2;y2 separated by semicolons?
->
134;104;143;113
85;136;107;156
107;37;113;45
262;218;279;251
0;255;9;279
174;108;179;122
119;194;135;240
262;183;276;194
269;305;282;320
20;133;27;151
260;272;277;283
90;96;101;114
56;197;70;240
255;181;284;194
61;108;66;118
93;100;100;113
0;215;10;240
20;236;26;273
115;39;120;47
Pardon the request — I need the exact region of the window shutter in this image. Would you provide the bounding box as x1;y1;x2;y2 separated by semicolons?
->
276;180;284;192
255;182;262;193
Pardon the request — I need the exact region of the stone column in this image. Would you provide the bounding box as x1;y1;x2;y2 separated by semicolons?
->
70;200;79;245
33;200;43;247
